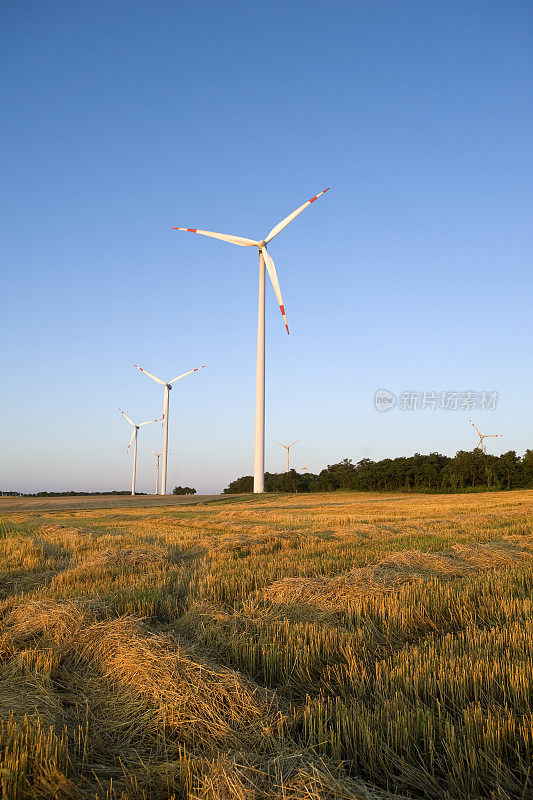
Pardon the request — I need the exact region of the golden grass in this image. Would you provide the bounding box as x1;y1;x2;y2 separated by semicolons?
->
265;538;533;608
0;490;531;798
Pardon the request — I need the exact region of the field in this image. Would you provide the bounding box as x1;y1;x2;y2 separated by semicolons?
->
0;491;531;799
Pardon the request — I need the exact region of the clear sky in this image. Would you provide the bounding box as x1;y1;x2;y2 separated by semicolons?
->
1;1;532;494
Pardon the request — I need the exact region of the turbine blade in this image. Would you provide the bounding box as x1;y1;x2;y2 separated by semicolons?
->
138;418;161;427
134;365;165;384
169;365;206;384
126;429;135;452
265;188;330;243
119;409;135;426
289;439;302;448
171;228;258;247
469;419;482;437
262;249;289;334
275;442;288;449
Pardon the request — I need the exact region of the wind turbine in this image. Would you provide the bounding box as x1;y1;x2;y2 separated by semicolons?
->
469;420;502;453
147;448;165;495
172;188;329;493
119;410;160;496
275;439;302;473
299;460;310;473
134;365;205;495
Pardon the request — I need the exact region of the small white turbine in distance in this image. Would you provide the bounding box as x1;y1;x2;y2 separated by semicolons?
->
275;439;302;473
134;364;206;496
172;188;329;493
147;448;165;495
119;410;160;496
469;419;502;453
299;460;310;473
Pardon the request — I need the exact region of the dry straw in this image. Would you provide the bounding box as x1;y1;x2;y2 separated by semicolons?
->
0;490;531;798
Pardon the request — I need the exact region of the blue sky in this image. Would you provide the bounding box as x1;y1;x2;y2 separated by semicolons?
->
1;0;532;493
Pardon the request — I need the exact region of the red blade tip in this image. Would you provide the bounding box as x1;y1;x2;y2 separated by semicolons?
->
309;188;330;203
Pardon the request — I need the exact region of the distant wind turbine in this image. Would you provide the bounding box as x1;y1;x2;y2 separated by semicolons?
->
147;448;165;495
119;410;160;496
469;419;502;453
275;439;302;473
134;365;205;496
299;460;310;473
172;188;329;493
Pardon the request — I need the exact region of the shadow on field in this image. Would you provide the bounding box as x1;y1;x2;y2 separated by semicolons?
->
0;494;235;513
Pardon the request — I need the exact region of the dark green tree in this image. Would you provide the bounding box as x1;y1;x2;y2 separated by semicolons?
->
497;451;523;489
522;450;533;486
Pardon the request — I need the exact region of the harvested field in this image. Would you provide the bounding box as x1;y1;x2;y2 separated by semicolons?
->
0;490;531;799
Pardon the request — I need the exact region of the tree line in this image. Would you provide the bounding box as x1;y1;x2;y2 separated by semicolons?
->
224;449;533;494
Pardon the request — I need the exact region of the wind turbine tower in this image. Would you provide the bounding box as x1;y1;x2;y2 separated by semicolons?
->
275;439;302;473
148;448;164;495
469;420;502;453
172;189;329;492
119;410;160;495
134;365;205;495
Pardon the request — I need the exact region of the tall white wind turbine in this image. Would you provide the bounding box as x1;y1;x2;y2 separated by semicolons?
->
119;410;160;496
134;364;206;496
469;419;502;453
172;188;329;493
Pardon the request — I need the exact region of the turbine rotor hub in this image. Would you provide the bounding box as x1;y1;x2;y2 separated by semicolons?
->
258;240;266;249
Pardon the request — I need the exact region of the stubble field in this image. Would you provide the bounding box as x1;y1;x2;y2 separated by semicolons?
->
0;490;531;799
